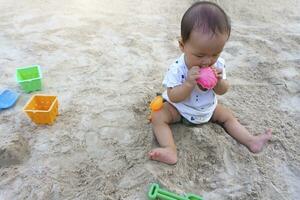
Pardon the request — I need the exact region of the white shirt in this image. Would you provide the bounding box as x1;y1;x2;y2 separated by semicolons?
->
162;54;226;124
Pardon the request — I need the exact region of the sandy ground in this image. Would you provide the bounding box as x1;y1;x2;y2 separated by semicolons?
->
0;0;299;199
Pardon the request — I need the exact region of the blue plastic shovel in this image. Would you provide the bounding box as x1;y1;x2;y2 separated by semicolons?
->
0;89;19;111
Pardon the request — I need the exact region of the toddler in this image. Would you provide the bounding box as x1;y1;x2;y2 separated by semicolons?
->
149;1;272;165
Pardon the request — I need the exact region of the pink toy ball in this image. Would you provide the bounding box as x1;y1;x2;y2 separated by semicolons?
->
196;67;218;89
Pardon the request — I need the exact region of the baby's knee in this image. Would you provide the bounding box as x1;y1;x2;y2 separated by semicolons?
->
225;112;238;124
151;111;162;124
151;110;167;124
220;109;236;124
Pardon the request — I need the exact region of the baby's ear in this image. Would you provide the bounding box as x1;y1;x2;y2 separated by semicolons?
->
178;37;184;52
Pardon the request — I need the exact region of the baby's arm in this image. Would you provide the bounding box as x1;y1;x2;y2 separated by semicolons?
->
213;66;229;95
214;79;229;95
167;82;194;103
167;66;200;103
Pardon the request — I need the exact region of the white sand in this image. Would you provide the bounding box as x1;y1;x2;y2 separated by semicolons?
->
0;0;299;199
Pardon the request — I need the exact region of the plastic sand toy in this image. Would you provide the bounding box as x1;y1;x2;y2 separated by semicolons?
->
150;96;163;111
196;67;217;89
23;94;58;125
0;89;19;111
16;65;42;93
148;183;203;200
148;96;164;121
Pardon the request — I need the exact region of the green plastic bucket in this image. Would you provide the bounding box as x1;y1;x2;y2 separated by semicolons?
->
16;65;42;93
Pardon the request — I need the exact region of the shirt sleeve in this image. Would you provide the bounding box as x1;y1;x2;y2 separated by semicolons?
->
215;57;227;79
162;64;184;88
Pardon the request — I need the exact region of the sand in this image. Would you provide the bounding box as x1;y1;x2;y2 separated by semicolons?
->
0;0;299;199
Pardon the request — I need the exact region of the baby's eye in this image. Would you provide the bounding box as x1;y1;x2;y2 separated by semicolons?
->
196;55;204;58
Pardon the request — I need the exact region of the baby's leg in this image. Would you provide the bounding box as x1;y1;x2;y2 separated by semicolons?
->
211;104;272;153
149;102;181;164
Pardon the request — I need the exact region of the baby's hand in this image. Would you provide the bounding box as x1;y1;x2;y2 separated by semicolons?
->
186;66;200;86
211;66;223;80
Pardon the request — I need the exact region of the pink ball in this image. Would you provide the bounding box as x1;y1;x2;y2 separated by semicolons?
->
196;67;218;89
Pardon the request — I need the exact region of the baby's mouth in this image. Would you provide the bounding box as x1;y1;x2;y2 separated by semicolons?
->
199;65;212;68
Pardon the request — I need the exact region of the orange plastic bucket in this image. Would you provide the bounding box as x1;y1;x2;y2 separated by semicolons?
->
23;94;58;125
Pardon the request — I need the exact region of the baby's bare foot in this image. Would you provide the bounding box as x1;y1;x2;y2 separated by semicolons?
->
248;129;272;153
148;147;177;165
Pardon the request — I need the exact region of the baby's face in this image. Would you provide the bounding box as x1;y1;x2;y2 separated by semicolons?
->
181;30;228;69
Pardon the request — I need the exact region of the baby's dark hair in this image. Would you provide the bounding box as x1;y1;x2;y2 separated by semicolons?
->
181;1;231;43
